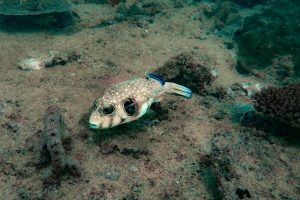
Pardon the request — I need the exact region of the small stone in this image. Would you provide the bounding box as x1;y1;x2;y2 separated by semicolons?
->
101;144;119;155
129;165;139;172
168;100;178;110
214;110;227;121
255;172;265;181
17;58;44;71
105;169;121;181
236;188;251;199
231;83;243;91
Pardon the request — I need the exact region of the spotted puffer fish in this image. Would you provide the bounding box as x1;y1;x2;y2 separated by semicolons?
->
89;73;192;129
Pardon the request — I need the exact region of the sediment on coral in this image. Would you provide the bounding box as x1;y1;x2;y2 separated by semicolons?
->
114;0;164;22
0;0;73;16
40;106;81;184
154;53;214;94
205;129;300;199
234;0;300;78
226;0;269;8
0;0;76;31
252;83;300;129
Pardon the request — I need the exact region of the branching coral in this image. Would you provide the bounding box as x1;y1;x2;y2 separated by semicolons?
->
252;83;300;128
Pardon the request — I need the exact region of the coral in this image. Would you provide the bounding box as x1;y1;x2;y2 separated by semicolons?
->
0;11;76;31
234;0;300;77
227;0;268;8
115;0;164;21
203;129;300;199
252;83;300;129
154;53;214;94
41;106;81;184
82;0;123;6
0;0;72;16
213;1;241;26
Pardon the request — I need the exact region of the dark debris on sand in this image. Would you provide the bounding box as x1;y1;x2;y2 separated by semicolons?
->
198;129;300;199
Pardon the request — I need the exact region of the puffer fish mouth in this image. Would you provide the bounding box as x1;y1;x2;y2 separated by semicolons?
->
89;122;100;129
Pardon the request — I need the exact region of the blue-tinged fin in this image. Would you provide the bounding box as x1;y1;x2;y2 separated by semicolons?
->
147;72;165;85
165;82;192;99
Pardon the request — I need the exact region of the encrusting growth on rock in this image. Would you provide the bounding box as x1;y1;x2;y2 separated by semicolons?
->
252;83;300;129
154;53;214;93
40;105;81;184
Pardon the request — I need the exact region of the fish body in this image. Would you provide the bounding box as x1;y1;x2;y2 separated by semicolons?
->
89;73;192;129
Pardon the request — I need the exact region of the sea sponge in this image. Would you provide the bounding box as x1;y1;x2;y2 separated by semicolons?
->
154;53;214;93
41;106;81;184
252;83;300;128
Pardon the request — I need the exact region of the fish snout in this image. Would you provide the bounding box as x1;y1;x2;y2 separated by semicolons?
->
89;122;100;129
89;111;101;129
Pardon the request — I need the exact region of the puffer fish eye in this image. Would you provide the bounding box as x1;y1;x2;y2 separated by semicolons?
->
100;104;115;115
123;98;136;116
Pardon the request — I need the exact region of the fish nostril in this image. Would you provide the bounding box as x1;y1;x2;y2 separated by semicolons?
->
89;123;99;129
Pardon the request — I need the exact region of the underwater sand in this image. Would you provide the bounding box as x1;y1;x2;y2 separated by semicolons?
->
0;1;299;200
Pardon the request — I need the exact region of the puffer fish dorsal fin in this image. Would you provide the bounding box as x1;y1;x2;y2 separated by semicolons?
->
147;72;165;85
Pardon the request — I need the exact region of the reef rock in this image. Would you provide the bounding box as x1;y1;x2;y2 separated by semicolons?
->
252;83;300;129
154;53;214;94
227;0;268;8
0;0;73;16
234;0;300;78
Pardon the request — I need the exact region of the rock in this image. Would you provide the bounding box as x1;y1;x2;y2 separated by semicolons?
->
234;0;300;78
120;146;150;159
252;83;300;129
101;144;120;155
168;100;178;110
214;109;227;121
240;82;262;97
224;102;255;123
129;164;139;172
154;53;214;94
0;0;73;16
228;0;268;8
236;187;251;199
105;169;121;181
17;50;81;71
17;58;44;71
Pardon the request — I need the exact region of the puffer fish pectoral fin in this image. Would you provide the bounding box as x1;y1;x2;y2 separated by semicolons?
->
164;82;192;99
138;102;149;117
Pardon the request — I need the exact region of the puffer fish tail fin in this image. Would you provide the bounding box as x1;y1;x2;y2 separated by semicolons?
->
164;82;192;99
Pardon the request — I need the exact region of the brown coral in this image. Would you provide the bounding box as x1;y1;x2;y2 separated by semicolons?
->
252;83;300;128
154;53;214;93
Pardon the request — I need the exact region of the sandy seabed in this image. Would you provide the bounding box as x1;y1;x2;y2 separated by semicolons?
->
0;1;299;200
